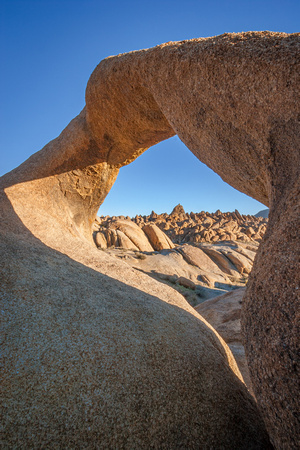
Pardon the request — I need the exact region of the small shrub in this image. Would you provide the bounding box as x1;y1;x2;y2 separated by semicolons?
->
136;253;147;260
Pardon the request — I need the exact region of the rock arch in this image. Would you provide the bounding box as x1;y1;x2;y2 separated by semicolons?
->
1;31;299;448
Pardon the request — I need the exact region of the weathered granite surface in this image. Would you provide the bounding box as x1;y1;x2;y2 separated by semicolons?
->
195;288;253;394
1;31;299;448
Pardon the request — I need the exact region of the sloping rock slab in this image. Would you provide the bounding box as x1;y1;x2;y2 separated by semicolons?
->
0;230;271;448
143;223;174;251
195;288;253;395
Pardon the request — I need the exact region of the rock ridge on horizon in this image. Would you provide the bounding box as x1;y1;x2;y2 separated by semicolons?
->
94;207;268;250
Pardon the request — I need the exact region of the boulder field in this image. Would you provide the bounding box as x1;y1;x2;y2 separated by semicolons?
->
94;205;268;248
95;216;259;306
1;31;299;448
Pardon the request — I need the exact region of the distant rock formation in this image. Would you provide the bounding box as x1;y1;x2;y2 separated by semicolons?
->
93;211;260;306
139;208;266;244
94;208;268;250
1;31;299;448
171;203;185;216
255;208;269;218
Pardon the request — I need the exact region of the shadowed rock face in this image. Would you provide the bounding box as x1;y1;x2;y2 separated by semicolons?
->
1;31;299;448
195;288;253;392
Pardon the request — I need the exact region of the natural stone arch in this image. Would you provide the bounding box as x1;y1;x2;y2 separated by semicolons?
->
1;31;299;448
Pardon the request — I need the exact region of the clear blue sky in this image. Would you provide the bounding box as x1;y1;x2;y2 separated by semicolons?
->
1;0;299;216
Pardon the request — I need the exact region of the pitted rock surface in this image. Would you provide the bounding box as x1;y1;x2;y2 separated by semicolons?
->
1;31;299;448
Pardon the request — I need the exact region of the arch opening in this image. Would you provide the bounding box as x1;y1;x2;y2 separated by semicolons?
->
98;136;267;218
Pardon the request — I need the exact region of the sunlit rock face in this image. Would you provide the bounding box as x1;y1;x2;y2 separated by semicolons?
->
1;31;299;448
95;208;268;245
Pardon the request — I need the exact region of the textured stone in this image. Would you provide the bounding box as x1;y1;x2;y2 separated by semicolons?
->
178;244;220;271
195;288;253;394
108;219;154;252
200;246;240;276
0;226;271;448
220;249;253;274
109;242;252;307
242;190;300;449
142;223;174;251
1;31;299;448
170;203;185;216
116;229;139;250
177;276;196;290
133;209;267;245
94;230;107;249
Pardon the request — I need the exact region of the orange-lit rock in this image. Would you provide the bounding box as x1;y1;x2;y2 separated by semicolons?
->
1;31;299;448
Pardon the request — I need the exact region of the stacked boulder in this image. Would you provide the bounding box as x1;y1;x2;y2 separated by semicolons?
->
93;218;174;251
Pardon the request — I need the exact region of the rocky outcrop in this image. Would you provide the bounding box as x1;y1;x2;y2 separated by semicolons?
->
142;223;174;251
178;243;228;276
1;31;299;448
0;227;271;449
94;218;175;251
93;208;268;253
3;226;275;448
171;203;186;216
132;208;268;244
105;219;154;251
242;192;300;449
255;208;269;218
195;288;253;394
103;241;257;308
